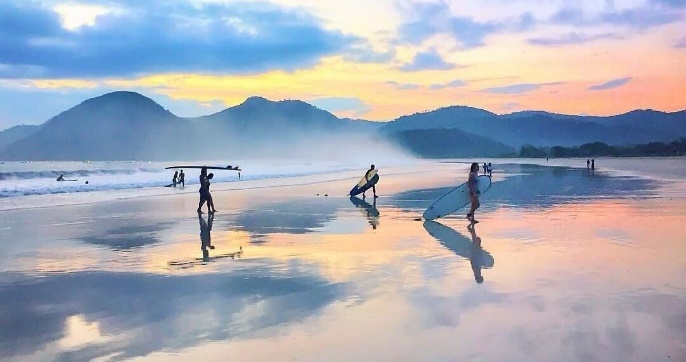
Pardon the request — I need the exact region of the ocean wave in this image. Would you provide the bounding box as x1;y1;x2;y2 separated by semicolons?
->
0;167;161;181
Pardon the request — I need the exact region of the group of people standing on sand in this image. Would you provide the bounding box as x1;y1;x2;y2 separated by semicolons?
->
172;170;185;187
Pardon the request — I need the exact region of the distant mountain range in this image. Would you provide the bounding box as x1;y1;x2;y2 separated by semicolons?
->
0;91;684;160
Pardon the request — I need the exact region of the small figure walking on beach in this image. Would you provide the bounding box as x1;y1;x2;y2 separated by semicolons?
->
362;164;378;199
178;170;185;187
238;172;241;181
591;159;595;170
483;163;488;175
487;162;493;178
172;171;178;187
466;162;481;223
586;159;590;169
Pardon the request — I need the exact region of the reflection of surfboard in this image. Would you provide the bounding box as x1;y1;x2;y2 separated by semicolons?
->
423;221;494;268
165;165;241;171
349;196;380;217
350;170;379;196
423;175;491;220
168;250;243;267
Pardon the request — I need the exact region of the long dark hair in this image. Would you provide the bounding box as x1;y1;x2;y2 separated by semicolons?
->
470;163;479;173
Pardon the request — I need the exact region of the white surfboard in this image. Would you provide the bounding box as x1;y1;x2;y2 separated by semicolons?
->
423;175;491;220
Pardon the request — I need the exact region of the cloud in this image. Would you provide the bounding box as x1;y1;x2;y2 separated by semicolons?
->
396;1;534;49
528;32;622;47
399;49;456;71
0;1;359;78
308;97;371;117
650;0;686;8
587;77;632;91
549;4;683;30
429;79;466;90
344;46;396;63
385;81;420;90
483;83;542;94
676;36;686;48
500;102;522;112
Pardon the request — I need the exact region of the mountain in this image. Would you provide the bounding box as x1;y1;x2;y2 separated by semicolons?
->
0;92;384;161
1;92;193;161
194;96;373;134
387;128;515;158
0;125;40;153
381;107;686;148
1;90;684;161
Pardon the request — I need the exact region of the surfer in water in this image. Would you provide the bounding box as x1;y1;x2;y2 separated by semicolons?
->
363;164;378;199
56;174;65;181
466;162;481;223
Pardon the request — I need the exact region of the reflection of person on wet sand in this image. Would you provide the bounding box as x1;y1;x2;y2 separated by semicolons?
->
199;212;215;262
368;198;380;229
467;223;484;284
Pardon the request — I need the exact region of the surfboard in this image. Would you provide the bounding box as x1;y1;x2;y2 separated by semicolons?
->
423;175;491;220
423;221;494;268
349;170;379;196
165;165;241;171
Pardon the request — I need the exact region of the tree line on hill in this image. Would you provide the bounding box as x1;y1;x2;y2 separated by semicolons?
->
518;138;686;158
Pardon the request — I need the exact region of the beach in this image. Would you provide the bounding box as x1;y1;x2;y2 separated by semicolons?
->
1;159;685;361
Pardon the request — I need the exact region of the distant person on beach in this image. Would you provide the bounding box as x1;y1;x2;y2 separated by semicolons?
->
363;164;378;199
483;163;487;175
172;171;178;187
56;174;65;181
487;162;493;178
466;162;481;223
467;223;484;284
178;170;185;187
238;172;241;181
586;159;590;169
591;159;595;170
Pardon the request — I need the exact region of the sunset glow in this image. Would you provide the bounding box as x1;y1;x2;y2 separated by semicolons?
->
1;0;685;128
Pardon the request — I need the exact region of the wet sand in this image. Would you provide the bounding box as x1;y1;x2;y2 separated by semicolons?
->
0;161;685;361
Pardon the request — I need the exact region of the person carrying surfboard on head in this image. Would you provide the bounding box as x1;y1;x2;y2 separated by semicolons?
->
206;173;217;213
178;170;185;187
197;167;211;213
363;164;378;199
466;162;481;223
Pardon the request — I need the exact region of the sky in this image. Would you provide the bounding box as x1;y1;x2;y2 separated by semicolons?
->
0;0;685;129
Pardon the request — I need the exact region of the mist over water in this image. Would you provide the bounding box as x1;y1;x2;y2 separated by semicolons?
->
0;131;418;208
